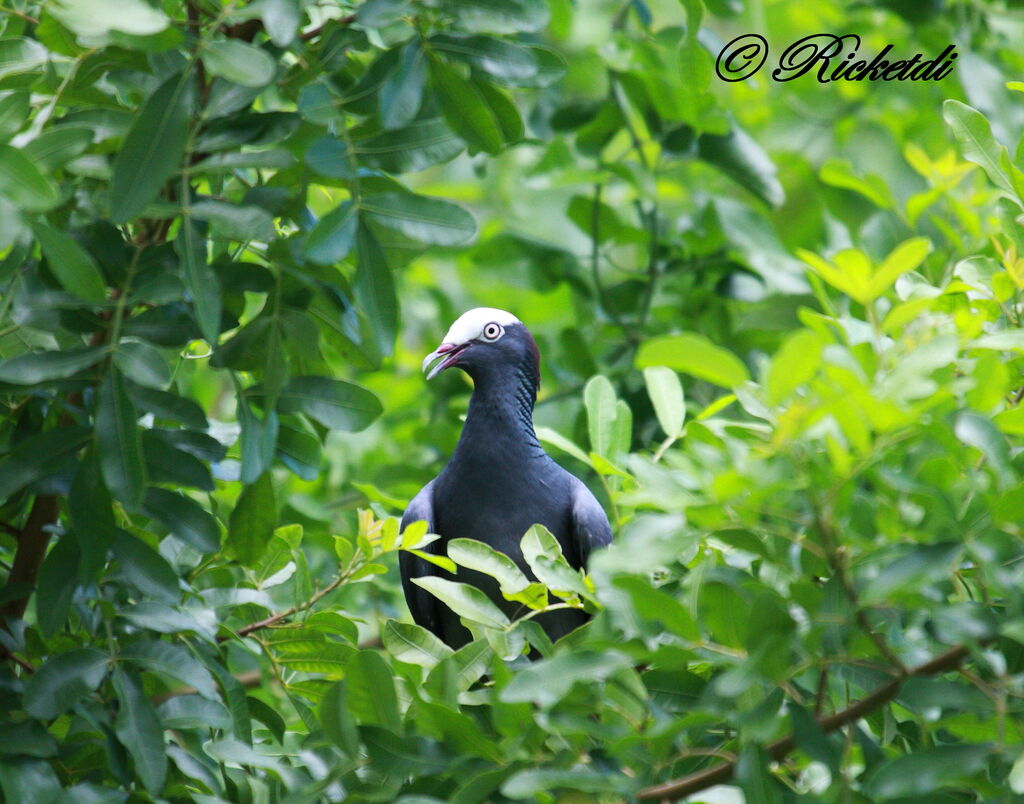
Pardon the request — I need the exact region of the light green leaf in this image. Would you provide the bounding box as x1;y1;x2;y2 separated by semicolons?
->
383;620;453;667
942;100;1016;198
49;0;169;38
766;330;823;405
202;40;276;88
191;199;276;242
584;375;617;457
448;538;529;594
412;576;510;629
865;237;932;300
865;744;991;799
0;38;48;79
0;144;60;212
636;333;749;388
499;651;630;706
643;366;685;437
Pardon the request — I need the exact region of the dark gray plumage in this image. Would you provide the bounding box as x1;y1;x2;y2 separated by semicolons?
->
400;308;612;648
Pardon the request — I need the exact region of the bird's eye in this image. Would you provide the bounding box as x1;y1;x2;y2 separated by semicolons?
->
482;322;503;341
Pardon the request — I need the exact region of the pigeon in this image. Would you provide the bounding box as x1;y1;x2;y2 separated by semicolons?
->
400;308;612;648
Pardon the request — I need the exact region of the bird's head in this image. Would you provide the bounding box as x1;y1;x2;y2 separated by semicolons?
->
422;307;540;389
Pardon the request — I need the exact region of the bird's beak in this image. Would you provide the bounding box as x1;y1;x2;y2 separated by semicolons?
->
422;342;468;380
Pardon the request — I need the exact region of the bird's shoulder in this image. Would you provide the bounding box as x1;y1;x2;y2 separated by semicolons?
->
401;477;437;531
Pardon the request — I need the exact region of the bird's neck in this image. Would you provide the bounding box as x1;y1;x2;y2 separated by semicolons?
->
454;366;544;462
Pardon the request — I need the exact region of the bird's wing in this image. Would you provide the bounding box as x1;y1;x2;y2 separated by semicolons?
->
399;479;441;636
568;477;613;569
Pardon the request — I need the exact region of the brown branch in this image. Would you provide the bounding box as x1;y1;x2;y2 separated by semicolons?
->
1;495;60;621
217;571;348;642
636;644;972;801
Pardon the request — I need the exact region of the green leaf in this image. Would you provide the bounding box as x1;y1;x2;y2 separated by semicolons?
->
955;410;1012;486
383;620;454;667
0;347;104;385
429;56;503;154
502;767;634;798
354;222;397;356
114;340;170;389
361;191;476;246
157;695;232;730
111;529;180;603
126;383;208;429
142;487;220;553
819;158;895;209
191;199;276;242
23;648;109;719
48;0;169;38
0;144;60;212
697;125;784;207
943;100;1016;197
305;201;357;265
110;73;193;223
32;222;107;301
584;375;618;456
276;375;382;431
0;91;29;142
0;37;48;79
766;329;823;405
119;640;218;699
191;148;294;173
354;117;463;174
499;651;630;707
446;0;549;34
612;576;698;639
865;237;932;301
202;40;276;88
344;650;402;731
305;137;356;179
636;333;749;388
380;40;426;130
865;744;991;799
861;542;962;604
176;217;221;344
21;126;93;173
261;0;301;46
111;668;167;794
320;681;361;756
431;34;538;84
643;366;685;437
227;471;277;565
95;368;146;510
69;450;116;581
0;721;58;759
35;534;80;637
448;538;529;595
736;744;783;804
0;426;91;504
412;577;510;629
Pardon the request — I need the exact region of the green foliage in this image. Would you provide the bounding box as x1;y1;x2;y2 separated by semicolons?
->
2;0;1024;801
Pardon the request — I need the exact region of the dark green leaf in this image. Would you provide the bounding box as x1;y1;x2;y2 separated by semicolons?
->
344;650;402;731
277;375;382;431
23;648;109;719
429;57;503;154
110;529;180;603
226;471;277;565
865;744;991;799
320;680;361;756
119;640;219;699
114;340;170;389
176;217;221;344
95;368;146;510
0;144;60;211
0;426;91;504
0;347;104;385
69;449;117;581
305;137;356;179
380;40;426;130
110;73;193;223
32;222;107;301
36;534;80;637
112;667;167;794
142;487;220;553
126;382;208;429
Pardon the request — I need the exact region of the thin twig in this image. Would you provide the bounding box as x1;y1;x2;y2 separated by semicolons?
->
636;644;972;801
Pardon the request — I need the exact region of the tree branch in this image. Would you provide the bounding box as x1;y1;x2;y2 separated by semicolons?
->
1;495;60;621
635;644;972;801
217;571;349;642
